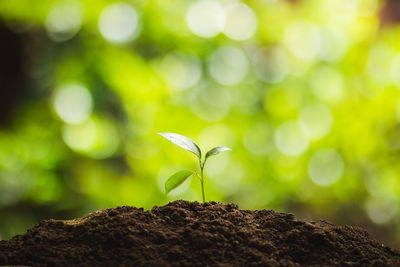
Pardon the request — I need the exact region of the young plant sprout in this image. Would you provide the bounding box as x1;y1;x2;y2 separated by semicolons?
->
158;132;231;203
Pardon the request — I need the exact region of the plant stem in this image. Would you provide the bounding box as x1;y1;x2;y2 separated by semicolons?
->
199;159;205;203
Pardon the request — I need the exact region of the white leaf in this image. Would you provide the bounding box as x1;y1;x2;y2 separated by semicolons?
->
158;132;201;157
205;146;231;160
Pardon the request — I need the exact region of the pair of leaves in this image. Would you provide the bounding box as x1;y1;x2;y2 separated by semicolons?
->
159;132;231;193
158;132;231;161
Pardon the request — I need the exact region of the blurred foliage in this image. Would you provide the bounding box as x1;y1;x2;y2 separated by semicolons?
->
0;0;400;246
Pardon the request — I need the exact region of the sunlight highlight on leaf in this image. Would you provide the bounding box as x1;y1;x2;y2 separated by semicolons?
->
158;132;201;157
205;146;231;160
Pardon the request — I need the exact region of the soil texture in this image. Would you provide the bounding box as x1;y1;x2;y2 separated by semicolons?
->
1;200;399;266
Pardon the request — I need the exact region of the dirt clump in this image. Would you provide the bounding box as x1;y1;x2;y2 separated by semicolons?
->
1;200;399;266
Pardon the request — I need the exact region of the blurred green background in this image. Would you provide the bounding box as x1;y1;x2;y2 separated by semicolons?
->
1;0;400;248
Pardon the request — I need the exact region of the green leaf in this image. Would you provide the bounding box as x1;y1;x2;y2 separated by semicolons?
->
158;132;201;158
205;146;231;160
165;170;193;193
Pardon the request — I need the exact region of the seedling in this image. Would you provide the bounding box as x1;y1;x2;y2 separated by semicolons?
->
158;132;231;203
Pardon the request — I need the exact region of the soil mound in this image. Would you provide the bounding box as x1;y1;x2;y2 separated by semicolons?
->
1;200;399;266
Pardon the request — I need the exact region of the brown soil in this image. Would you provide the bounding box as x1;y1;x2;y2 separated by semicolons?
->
1;200;399;266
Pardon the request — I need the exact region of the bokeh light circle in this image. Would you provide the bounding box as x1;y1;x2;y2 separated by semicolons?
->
158;52;202;90
299;103;333;140
319;27;349;62
223;3;257;41
275;120;309;156
308;149;343;186
390;54;400;89
191;86;231;122
99;2;140;43
367;43;394;87
208;46;249;85
45;1;83;42
311;66;344;102
365;197;397;225
53;83;92;124
243;122;275;156
252;46;289;83
186;0;225;38
284;20;322;61
63;118;119;159
62;119;97;152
